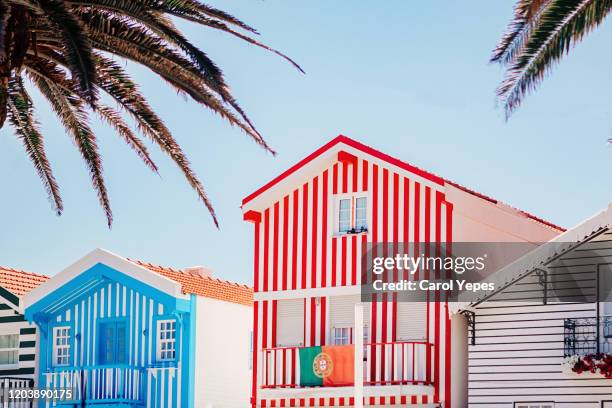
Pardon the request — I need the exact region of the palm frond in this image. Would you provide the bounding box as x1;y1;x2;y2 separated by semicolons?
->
94;54;219;226
0;0;10;59
95;104;159;173
37;0;97;104
6;76;62;213
159;0;259;33
497;0;612;116
28;67;112;226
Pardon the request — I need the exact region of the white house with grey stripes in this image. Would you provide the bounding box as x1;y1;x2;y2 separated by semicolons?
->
460;204;612;408
0;266;48;404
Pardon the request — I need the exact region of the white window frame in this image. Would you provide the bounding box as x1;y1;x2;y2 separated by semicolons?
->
52;326;71;367
0;334;19;367
333;327;351;345
514;402;554;408
156;319;177;362
332;325;369;346
333;194;369;235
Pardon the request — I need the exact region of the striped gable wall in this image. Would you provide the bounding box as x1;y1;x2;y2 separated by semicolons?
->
249;152;454;406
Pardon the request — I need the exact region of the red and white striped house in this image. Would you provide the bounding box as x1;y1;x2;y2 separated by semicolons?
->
242;136;563;408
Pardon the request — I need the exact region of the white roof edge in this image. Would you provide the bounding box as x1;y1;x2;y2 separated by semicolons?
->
23;248;186;310
451;203;612;314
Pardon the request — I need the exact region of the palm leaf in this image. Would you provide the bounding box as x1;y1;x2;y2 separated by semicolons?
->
95;104;159;173
37;0;97;104
28;67;112;225
6;76;62;213
497;0;612;116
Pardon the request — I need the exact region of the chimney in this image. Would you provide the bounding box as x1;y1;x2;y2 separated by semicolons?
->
184;266;213;278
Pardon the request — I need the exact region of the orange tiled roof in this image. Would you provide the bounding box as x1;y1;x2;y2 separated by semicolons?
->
0;267;49;297
130;260;253;306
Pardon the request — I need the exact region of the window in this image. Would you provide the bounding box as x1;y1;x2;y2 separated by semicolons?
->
336;196;368;234
98;320;127;365
514;403;554;408
52;326;71;366
339;199;351;232
333;327;350;345
157;320;177;361
0;334;18;366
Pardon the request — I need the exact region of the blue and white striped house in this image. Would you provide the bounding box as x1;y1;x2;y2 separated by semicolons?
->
22;248;253;408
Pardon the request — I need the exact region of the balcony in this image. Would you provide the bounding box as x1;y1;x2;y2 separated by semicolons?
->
0;378;34;408
42;366;145;404
564;317;612;357
261;341;433;390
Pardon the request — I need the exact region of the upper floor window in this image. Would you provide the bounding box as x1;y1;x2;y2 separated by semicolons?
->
336;196;368;234
52;326;71;366
0;334;18;366
157;320;177;361
98;320;127;365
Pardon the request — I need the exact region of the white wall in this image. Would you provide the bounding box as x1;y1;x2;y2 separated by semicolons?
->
450;313;468;408
194;297;252;408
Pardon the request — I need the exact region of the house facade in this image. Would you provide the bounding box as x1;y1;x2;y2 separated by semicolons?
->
22;248;252;408
0;267;48;398
241;135;562;408
463;204;612;408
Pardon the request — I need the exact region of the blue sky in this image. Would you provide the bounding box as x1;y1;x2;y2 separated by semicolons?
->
0;1;610;283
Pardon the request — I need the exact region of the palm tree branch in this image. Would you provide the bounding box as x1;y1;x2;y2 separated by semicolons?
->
6;75;63;213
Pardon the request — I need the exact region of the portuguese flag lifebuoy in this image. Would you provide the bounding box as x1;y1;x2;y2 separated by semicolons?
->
299;345;354;387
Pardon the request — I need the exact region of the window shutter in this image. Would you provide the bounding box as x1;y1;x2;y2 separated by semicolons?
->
396;302;427;341
276;299;304;347
330;295;370;337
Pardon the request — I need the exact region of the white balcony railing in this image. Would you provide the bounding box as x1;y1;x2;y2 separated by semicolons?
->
261;341;433;389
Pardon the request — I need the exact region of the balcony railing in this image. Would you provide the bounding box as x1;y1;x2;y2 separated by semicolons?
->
564;317;612;357
261;341;433;389
43;366;144;403
0;377;34;408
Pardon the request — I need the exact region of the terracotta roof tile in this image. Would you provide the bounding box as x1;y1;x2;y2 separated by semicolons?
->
0;267;49;297
129;260;253;306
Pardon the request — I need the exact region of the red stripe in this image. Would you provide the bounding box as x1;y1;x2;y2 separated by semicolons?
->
403;177;410;281
352;160;358;192
262;399;267;408
280;399;285;407
251;301;259;408
282;196;289;291
311;177;318;288
290;399;296;408
329;398;335;407
338;398;344;406
310;298;316;346
392;173;399;342
332;163;338;195
342;162;348;193
381;169;389;378
309;398;315;407
444;197;453;407
303;299;307;346
370;164;378;381
263;209;270;292
319;398;324;407
273;202;279;291
331;238;337;287
301;183;308;289
254;220;260;293
351;236;357;286
320;297;326;345
321;171;328;288
341;236;347;286
362;159;368;191
292;190;298;290
413;182;420;281
272;300;277;347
